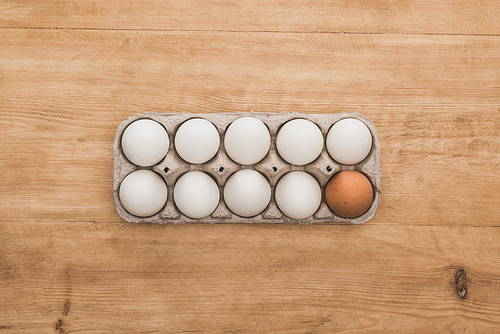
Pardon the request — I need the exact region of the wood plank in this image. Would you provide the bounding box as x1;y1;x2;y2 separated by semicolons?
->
1;29;499;225
1;0;500;35
0;222;499;333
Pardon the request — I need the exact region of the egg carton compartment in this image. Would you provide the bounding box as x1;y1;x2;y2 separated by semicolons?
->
113;112;381;224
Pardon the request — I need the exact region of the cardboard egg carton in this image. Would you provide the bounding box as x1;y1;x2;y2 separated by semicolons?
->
113;112;381;224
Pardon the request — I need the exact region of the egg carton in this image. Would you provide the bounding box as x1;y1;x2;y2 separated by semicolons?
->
113;112;381;224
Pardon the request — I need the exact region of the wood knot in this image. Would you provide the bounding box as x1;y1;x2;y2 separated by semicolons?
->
54;318;64;333
454;267;467;299
63;300;70;316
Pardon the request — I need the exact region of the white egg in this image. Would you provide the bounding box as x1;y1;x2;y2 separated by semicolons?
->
121;119;169;167
275;171;321;220
224;117;271;165
276;119;323;165
224;170;271;217
326;118;372;165
174;171;220;218
119;170;168;217
175;118;220;164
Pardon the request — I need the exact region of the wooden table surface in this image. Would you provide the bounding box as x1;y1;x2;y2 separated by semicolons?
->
1;1;499;333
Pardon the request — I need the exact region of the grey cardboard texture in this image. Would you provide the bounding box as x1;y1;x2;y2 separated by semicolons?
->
113;112;381;224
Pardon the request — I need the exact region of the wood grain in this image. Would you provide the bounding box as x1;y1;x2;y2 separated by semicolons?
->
0;222;499;333
1;0;500;35
0;29;499;225
1;1;500;332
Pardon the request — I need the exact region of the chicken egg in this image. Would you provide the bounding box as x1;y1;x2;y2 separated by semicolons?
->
326;118;372;165
276;119;323;165
223;170;271;217
325;170;373;218
275;171;321;219
173;171;220;218
121;119;169;167
119;170;168;217
224;117;271;165
175;118;220;164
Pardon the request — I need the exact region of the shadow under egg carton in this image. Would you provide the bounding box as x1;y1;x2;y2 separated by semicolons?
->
113;111;381;224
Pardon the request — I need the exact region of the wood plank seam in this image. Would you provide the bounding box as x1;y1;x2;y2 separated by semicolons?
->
1;26;500;37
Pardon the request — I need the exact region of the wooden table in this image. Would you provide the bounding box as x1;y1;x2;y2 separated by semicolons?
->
1;1;499;333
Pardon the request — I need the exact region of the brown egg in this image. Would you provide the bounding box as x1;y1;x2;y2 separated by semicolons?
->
325;170;373;218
